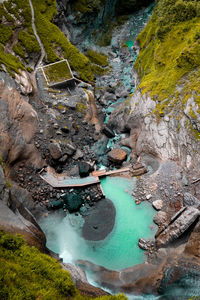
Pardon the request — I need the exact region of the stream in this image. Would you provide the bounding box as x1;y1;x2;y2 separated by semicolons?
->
40;3;159;298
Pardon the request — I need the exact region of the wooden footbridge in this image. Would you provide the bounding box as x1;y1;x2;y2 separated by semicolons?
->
40;167;130;188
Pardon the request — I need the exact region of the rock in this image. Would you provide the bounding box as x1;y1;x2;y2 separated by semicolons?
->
58;154;68;163
48;199;64;209
152;200;163;210
108;148;127;164
146;194;152;200
64;142;76;156
156;207;200;247
130;164;147;176
73;149;84;160
183;192;199;208
185;220;200;257
102;125;115;138
63;193;83;213
78;162;91;177
99;92;116;106
153;211;168;226
82;198;116;241
15;70;32;95
138;238;154;251
0;80;44;169
48;140;62;160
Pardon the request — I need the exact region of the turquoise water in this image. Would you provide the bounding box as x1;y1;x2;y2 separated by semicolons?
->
40;176;156;271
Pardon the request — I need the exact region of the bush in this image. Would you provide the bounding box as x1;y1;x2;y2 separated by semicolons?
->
0;230;127;300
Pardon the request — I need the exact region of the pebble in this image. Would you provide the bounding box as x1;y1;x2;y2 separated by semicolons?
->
146;194;152;200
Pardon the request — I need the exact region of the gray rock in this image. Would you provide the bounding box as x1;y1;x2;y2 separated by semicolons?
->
183;192;199;207
156;207;200;247
48;140;62;160
153;211;168;226
0;165;5;193
138;238;154;251
152;200;163;211
73;149;84;160
64;142;76;156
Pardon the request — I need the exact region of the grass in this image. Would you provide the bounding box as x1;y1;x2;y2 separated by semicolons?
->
0;230;127;300
43;60;73;85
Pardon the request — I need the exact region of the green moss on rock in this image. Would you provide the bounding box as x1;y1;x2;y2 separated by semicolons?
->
135;0;200;116
43;60;73;85
18;30;40;54
86;50;108;66
0;25;13;45
32;0;94;82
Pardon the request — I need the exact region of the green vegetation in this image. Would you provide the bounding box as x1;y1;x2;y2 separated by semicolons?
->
72;0;103;14
0;44;24;76
86;50;108;66
0;230;127;300
44;60;73;85
0;25;12;45
18;30;40;54
32;0;94;82
134;0;200;129
0;0;95;81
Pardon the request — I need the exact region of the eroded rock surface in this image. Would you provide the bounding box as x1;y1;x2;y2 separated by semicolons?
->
156;207;200;247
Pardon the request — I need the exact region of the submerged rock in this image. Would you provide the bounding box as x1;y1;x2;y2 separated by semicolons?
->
82;198;116;241
108;148;127;164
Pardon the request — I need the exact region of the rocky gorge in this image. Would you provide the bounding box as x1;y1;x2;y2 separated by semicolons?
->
0;0;200;299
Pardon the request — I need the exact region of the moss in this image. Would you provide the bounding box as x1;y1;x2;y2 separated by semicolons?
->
13;42;25;59
43;60;73;85
0;230;127;300
72;0;103;14
26;66;33;73
76;102;87;112
0;44;24;75
134;0;200;120
86;50;108;66
32;0;94;82
18;30;40;54
0;25;13;45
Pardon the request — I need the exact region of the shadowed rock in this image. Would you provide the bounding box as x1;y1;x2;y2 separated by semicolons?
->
82;198;116;241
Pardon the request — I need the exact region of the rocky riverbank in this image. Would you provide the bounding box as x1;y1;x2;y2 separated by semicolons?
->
0;0;200;298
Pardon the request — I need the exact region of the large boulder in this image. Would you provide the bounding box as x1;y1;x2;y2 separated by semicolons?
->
0;79;43;168
78;162;91;177
156;207;200;248
102;125;115;138
152;200;163;211
183;192;199;208
63;193;83;213
108;148;127;164
48;140;62;160
0;166;46;251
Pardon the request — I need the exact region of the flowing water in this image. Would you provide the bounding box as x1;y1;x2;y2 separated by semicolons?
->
40;176;156;271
